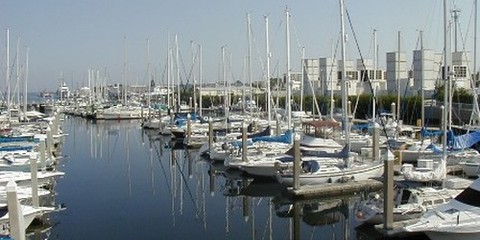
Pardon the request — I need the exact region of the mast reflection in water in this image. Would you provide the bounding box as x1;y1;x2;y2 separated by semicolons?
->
47;117;428;239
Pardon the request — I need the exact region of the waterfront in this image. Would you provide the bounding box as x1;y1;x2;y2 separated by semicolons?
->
46;117;429;240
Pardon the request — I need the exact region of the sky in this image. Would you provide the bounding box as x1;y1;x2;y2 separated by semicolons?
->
0;0;476;92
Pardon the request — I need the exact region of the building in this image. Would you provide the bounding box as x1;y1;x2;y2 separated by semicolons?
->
386;51;410;95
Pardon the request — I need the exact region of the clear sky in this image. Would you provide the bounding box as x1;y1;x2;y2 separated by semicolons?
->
0;0;475;92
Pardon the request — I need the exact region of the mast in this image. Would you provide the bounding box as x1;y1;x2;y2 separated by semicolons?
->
372;29;377;121
285;7;292;130
396;31;401;122
166;32;171;109
247;13;252;111
420;31;425;131
147;38;151;119
175;34;181;111
24;47;29;119
222;46;228;129
16;37;20;107
123;36;128;105
339;0;350;150
300;47;305;113
199;44;203;116
265;16;272;127
191;41;197;114
330;40;335;120
6;29;10;116
442;0;450;181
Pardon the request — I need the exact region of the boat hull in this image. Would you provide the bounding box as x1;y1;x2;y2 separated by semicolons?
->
278;163;384;186
425;231;480;240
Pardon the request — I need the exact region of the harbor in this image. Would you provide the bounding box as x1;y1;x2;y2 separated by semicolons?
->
2;0;480;239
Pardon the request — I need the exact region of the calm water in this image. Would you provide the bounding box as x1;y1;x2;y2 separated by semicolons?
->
44;117;428;240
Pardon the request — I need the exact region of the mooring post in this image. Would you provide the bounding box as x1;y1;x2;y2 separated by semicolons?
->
46;126;53;160
208;117;213;155
373;123;380;162
242;121;248;162
29;153;39;207
7;180;26;240
383;149;395;231
391;102;396;121
39;138;46;172
187;114;191;145
293;133;301;190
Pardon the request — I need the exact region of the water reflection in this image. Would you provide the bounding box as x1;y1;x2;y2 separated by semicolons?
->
50;118;428;239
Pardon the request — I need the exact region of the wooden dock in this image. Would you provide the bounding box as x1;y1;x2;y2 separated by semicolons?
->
285;179;383;200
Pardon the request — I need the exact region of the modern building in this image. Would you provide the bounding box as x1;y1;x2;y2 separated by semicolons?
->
386;51;410;95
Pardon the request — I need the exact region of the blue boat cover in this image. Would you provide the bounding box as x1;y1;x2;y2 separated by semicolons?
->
251;129;292;144
448;130;480;150
421;127;444;138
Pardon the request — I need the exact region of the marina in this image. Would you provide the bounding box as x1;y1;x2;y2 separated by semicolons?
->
45;117;434;239
2;0;480;239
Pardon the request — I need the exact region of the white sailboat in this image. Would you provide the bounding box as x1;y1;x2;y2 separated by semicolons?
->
276;0;384;186
405;177;480;240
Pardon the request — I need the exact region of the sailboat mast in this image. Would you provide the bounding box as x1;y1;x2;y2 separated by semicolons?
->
372;30;377;121
475;0;478;91
247;13;252;110
166;32;171;109
442;0;450;169
396;31;401;122
300;47;305;113
24;47;29;118
191;41;197;114
123;37;128;105
285;8;292;130
420;31;425;131
339;0;350;148
265;16;272;127
6;29;10;115
199;44;203;116
175;34;181;111
222;46;228;129
16;37;20;107
147;38;151;119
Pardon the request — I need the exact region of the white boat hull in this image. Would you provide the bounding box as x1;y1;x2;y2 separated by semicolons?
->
278;163;384;186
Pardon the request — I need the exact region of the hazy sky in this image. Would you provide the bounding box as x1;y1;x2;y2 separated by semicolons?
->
0;0;475;92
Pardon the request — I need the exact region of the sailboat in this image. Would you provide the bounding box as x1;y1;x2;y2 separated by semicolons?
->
276;0;384;186
404;177;480;240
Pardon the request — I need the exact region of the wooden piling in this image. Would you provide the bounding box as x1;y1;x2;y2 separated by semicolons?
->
383;150;395;230
373;123;380;162
187;114;191;145
7;180;26;240
208;117;213;154
242;121;247;162
39;139;46;171
293;133;301;190
29;153;39;207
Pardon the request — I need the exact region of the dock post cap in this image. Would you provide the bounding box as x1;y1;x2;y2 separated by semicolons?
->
6;180;17;192
294;133;301;141
29;152;38;160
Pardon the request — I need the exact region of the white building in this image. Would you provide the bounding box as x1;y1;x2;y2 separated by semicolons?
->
386;51;410;95
412;49;442;96
452;51;470;89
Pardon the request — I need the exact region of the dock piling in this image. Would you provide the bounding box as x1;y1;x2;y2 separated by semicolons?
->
242;121;247;162
383;149;395;230
293;133;301;190
208;117;213;154
29;153;39;207
373;123;380;162
7;180;26;240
